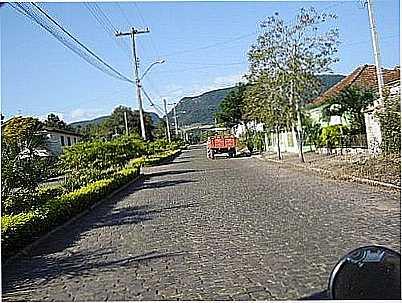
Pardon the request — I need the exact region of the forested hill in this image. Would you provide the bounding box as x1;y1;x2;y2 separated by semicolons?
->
168;74;345;127
69;112;161;129
167;87;235;126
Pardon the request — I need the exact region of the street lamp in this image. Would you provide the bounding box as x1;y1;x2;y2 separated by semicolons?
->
140;59;165;81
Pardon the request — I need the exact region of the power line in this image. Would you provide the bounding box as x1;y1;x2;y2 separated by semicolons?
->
83;2;131;60
161;32;256;57
10;2;133;83
141;87;165;116
131;2;160;60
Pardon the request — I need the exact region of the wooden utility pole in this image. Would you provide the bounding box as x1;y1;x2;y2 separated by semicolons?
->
163;99;171;143
115;27;150;140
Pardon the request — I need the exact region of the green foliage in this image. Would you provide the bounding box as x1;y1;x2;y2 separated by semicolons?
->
59;133;146;172
303;114;322;147
1;164;140;259
74;106;155;141
247;8;339;159
321;86;374;134
215;83;248;128
1;149;181;259
319;125;349;149
44;113;71;130
3;184;65;215
252;131;265;152
376;91;401;154
1;116;52;210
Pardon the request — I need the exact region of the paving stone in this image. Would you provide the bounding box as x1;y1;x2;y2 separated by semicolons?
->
2;146;400;301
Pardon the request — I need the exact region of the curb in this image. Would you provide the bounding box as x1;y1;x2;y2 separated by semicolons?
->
2;149;184;266
257;155;401;191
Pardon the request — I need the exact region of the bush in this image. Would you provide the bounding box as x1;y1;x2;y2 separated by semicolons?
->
319;125;349;149
1;116;53;207
376;92;401;154
1;149;181;259
1;164;140;259
59;134;146;173
2;184;65;216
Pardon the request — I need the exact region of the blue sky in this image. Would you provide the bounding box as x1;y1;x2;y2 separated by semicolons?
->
1;0;400;123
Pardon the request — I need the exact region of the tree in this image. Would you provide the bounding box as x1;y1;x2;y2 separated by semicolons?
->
321;86;374;134
247;7;339;162
244;72;292;159
44;113;68;130
82;106;155;141
1;116;52;213
154;119;168;140
376;88;401;154
215;83;248;128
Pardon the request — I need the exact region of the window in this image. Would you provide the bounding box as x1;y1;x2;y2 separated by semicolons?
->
74;137;77;144
60;135;65;146
67;137;71;146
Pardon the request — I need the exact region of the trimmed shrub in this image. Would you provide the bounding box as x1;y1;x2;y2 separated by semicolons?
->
1;149;180;260
319;125;350;149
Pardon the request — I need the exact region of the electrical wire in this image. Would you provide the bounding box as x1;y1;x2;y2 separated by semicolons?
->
84;2;132;60
161;32;256;57
141;87;165;116
10;2;133;83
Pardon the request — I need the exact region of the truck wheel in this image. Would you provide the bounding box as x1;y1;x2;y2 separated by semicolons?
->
228;149;235;158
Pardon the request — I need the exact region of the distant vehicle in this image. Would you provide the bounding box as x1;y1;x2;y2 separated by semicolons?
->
207;135;237;159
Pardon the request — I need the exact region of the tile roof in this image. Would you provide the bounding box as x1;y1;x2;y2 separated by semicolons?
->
311;64;400;106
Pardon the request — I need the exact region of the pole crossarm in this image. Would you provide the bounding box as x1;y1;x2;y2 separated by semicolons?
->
115;27;150;140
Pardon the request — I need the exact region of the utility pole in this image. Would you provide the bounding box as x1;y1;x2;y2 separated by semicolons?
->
168;102;179;136
163;99;171;143
124;111;129;135
366;0;384;105
116;27;150;140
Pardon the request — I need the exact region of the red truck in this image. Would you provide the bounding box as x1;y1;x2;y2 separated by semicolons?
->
207;135;237;159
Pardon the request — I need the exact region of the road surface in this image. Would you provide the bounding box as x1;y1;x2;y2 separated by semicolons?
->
2;145;400;300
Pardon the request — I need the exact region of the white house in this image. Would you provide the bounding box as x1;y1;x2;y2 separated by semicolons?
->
44;127;82;155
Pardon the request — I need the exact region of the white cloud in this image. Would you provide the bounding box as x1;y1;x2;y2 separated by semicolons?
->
161;73;245;103
68;108;109;123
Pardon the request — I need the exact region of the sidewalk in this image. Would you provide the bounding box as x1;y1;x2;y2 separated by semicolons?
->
260;151;401;189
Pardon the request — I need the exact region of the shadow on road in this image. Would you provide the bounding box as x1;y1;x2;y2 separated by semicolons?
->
2;162;199;295
144;169;200;178
139;179;197;190
157;160;192;166
2;248;188;295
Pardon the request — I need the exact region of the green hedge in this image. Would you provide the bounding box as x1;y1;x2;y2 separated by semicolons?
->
1;149;181;260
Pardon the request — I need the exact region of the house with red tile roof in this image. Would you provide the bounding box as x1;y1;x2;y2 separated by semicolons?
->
307;64;400;127
310;64;400;107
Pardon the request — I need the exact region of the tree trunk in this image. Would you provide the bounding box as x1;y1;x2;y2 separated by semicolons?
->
276;125;282;160
295;103;305;163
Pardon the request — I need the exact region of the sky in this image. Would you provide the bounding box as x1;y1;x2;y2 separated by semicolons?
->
1;0;400;123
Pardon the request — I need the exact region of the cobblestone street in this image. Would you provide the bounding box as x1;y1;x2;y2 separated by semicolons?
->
2;145;401;301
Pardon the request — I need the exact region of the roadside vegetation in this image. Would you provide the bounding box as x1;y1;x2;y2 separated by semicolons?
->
1;115;186;259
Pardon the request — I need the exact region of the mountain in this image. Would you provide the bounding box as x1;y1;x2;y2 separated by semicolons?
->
69;112;161;129
167;87;236;127
167;74;345;127
69;115;109;129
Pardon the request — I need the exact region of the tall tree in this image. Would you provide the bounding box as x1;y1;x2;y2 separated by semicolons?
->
244;72;292;159
248;8;339;162
215;83;248;128
44;113;68;129
1;117;51;213
83;106;155;141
